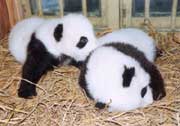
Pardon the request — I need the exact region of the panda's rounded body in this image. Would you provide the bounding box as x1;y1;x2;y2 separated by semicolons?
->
79;43;166;112
9;17;45;64
97;28;156;62
9;14;96;64
8;14;96;98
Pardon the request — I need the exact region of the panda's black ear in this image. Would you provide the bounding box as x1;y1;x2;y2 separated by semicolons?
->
54;24;63;42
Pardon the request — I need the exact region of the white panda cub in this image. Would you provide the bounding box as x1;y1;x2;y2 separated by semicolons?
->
9;14;96;98
97;28;157;62
58;14;97;64
79;42;166;112
9;17;45;64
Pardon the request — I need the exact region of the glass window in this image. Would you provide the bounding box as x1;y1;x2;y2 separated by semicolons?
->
150;0;172;17
132;0;145;17
29;0;38;15
177;0;180;16
64;0;82;15
87;0;101;17
42;0;60;16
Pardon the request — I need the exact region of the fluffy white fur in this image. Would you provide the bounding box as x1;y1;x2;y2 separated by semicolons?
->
97;28;156;62
9;14;96;64
85;46;153;112
58;14;97;61
35;14;96;62
9;17;45;64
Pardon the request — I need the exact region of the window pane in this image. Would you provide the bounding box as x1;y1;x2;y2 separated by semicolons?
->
64;0;82;15
150;0;172;17
29;0;38;15
42;0;60;16
132;0;145;17
87;0;101;17
177;0;180;16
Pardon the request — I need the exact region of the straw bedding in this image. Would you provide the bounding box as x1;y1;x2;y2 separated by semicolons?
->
0;22;179;126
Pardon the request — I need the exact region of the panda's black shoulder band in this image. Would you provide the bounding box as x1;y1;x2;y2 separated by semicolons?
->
78;52;94;99
104;42;166;100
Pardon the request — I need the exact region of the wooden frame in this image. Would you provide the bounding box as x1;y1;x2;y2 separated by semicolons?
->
86;0;108;27
17;0;180;31
17;0;120;29
124;0;180;31
0;0;10;39
5;0;23;27
0;0;24;38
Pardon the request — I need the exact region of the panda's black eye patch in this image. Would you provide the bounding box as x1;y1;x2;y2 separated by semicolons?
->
76;36;88;49
141;86;147;98
54;24;63;42
122;65;135;88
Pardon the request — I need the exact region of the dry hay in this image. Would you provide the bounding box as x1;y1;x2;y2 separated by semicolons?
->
0;23;180;126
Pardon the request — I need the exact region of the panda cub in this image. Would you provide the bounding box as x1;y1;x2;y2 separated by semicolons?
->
97;28;157;62
9;14;96;98
79;42;166;112
9;17;45;64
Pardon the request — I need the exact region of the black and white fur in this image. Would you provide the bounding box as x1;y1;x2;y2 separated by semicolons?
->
8;14;96;98
79;42;166;112
9;17;45;64
97;28;157;62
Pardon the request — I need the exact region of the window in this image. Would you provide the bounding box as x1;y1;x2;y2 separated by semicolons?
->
42;0;60;16
64;0;82;15
29;0;38;15
26;0;108;28
87;0;101;17
150;0;172;17
177;0;180;16
132;0;145;17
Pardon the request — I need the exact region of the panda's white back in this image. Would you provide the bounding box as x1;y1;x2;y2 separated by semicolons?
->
85;46;153;111
97;28;156;62
9;17;45;64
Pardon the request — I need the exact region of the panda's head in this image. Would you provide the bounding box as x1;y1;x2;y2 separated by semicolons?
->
34;18;64;58
58;14;97;62
35;14;97;64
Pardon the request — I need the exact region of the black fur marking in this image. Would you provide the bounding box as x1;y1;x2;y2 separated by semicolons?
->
58;54;83;69
76;36;88;49
58;54;73;65
122;65;135;87
69;60;84;69
141;86;147;98
95;102;106;109
104;42;166;100
54;24;63;42
78;53;93;99
18;33;60;98
156;47;163;59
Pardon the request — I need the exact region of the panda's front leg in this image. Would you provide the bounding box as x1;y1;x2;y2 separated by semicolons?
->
18;52;55;98
18;36;59;98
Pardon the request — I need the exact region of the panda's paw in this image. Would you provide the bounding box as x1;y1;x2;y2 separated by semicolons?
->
95;102;106;109
153;90;166;101
18;81;37;99
18;87;37;99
